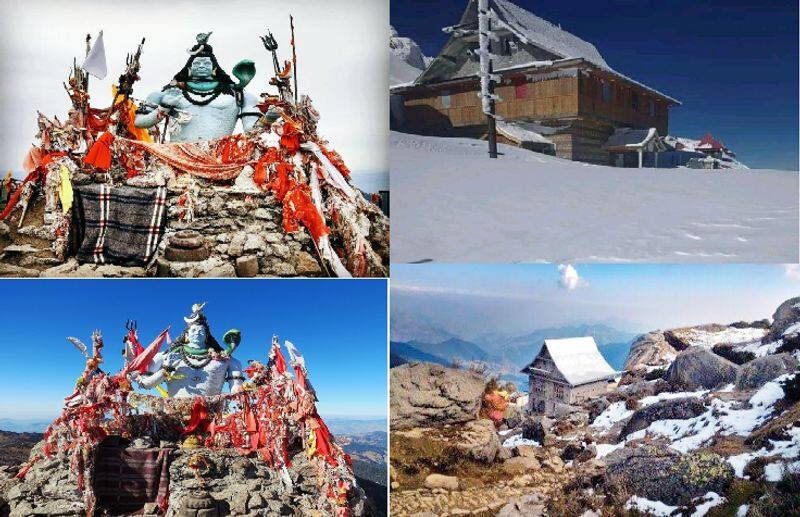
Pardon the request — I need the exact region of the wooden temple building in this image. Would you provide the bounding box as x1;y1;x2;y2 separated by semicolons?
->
521;337;616;416
391;0;681;165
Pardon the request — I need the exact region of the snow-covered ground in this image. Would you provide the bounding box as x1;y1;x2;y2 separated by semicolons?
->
391;132;799;263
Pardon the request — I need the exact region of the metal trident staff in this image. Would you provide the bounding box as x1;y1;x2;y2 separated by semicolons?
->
290;15;298;105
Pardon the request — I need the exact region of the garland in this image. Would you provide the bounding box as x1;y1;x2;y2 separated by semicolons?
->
180;87;224;106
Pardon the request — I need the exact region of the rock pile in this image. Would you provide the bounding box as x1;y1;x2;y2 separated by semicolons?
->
1;443;368;517
157;183;327;278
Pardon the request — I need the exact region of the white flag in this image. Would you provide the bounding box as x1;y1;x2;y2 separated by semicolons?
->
284;340;305;370
81;31;107;79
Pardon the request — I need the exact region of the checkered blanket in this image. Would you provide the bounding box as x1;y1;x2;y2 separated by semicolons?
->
93;444;172;514
73;184;167;266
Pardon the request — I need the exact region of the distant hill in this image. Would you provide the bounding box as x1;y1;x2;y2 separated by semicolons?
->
390;353;408;368
0;418;51;434
0;430;42;467
340;430;387;488
391;341;450;366
325;418;386;436
408;338;492;363
390;311;456;344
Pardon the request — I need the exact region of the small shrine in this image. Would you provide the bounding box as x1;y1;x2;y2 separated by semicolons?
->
9;303;366;516
0;24;388;278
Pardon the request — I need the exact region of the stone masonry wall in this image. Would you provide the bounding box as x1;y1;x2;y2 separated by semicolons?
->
157;184;325;278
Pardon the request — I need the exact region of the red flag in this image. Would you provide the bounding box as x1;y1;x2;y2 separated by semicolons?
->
271;345;287;374
124;327;169;375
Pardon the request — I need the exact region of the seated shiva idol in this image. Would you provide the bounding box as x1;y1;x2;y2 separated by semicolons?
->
136;303;244;397
133;32;261;142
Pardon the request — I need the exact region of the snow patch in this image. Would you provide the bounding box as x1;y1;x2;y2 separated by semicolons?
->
679;327;766;349
502;433;540;448
728;426;800;479
625;492;724;517
591;401;632;431
625;496;677;516
643;375;791;453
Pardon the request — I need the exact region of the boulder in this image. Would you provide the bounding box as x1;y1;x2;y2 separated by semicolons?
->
423;473;459;491
390;363;485;430
502;456;540;475
584;397;611;422
604;445;733;506
453;419;501;463
765;297;800;342
712;343;755;365
730;320;770;330
664;324;728;351
624;332;677;372
497;493;546;517
503;403;523;429
664;347;739;390
521;416;547;444
619;397;707;439
736;353;798;390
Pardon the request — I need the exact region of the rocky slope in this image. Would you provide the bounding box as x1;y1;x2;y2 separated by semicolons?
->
0;426;390;517
0;432;42;468
390;296;800;516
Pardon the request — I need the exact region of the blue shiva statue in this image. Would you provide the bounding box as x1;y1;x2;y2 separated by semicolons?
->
134;33;261;142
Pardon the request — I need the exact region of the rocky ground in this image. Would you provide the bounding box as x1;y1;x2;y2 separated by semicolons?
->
0;175;389;278
390;297;800;516
0;437;381;516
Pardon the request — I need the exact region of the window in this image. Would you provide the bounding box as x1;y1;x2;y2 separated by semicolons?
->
649;99;656;117
554;384;565;400
631;92;639;112
515;83;528;99
441;90;451;108
602;81;611;103
504;38;513;55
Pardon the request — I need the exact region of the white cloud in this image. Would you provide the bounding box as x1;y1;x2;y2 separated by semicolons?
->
785;264;800;281
558;264;586;290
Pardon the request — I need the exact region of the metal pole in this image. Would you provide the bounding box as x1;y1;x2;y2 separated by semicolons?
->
487;52;498;158
478;0;497;158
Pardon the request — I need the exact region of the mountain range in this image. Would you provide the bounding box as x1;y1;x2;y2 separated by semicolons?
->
390;323;639;387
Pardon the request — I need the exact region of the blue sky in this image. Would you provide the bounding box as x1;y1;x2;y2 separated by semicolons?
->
0;279;388;421
392;264;800;338
391;0;799;170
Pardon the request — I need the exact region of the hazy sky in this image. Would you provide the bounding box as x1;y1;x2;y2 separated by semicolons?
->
392;0;799;170
0;279;388;421
392;264;800;339
0;0;389;180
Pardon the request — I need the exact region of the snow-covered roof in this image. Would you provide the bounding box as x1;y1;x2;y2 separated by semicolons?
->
492;0;608;68
496;120;556;145
604;127;666;152
524;336;616;386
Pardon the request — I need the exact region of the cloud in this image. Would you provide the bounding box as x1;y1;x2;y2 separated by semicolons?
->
558;264;586;290
785;264;800;281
